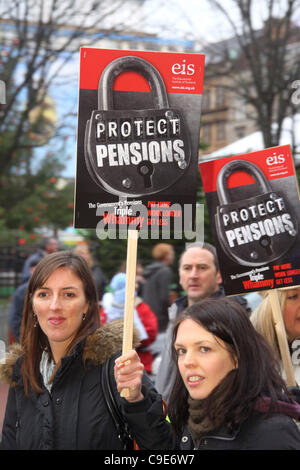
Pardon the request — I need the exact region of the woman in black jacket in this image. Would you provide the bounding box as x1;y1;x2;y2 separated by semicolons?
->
0;250;171;450
116;297;300;450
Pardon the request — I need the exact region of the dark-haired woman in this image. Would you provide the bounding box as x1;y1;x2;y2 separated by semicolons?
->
0;251;171;450
116;298;300;450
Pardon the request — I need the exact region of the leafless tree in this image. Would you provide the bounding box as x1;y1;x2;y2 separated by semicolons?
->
0;0;152;177
202;0;300;151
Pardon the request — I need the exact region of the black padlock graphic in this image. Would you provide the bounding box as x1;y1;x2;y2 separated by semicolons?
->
84;56;191;197
215;159;298;266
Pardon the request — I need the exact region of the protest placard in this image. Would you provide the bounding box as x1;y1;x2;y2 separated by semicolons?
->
200;145;300;385
74;47;205;377
74;47;205;237
199;145;300;296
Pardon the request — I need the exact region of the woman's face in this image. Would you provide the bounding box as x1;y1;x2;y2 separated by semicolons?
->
32;267;88;361
174;318;237;400
283;287;300;341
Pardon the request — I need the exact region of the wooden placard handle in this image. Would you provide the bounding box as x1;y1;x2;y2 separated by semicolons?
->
121;229;139;398
268;289;296;387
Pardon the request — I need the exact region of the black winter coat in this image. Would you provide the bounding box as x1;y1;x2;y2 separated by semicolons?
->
179;413;300;450
123;388;300;450
0;321;171;450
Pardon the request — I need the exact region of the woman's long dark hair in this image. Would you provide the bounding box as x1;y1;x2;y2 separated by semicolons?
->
168;297;292;437
20;250;100;395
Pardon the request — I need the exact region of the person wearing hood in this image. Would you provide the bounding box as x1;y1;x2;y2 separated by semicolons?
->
100;272;158;375
115;297;300;450
0;251;170;450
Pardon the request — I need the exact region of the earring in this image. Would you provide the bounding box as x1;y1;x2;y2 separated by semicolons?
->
33;314;38;328
82;313;87;321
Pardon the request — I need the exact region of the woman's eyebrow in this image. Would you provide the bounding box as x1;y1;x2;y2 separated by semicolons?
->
174;340;214;347
37;286;79;290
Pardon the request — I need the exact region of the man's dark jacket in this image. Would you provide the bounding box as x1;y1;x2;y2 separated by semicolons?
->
142;261;173;332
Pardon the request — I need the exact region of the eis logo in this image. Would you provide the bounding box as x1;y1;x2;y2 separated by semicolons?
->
266;151;285;166
172;59;195;76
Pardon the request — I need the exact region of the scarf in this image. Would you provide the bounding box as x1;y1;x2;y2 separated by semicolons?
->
188;394;300;441
40;350;56;393
187;370;238;440
254;396;300;419
188;395;226;440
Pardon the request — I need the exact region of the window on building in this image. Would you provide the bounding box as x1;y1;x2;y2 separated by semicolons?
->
235;126;246;139
202;123;211;144
202;90;211;111
215;86;226;108
216;121;226;141
234;96;248;120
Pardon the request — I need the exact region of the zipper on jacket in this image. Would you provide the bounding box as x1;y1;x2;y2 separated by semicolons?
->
196;429;239;449
15;418;21;448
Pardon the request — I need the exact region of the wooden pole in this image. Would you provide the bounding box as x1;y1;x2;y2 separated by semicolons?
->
121;229;139;398
268;289;296;387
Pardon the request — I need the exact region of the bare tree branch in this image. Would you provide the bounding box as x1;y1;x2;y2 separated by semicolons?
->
0;0;160;176
203;0;300;150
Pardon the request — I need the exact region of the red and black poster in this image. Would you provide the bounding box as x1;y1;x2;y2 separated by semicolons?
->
199;145;300;296
74;48;205;236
